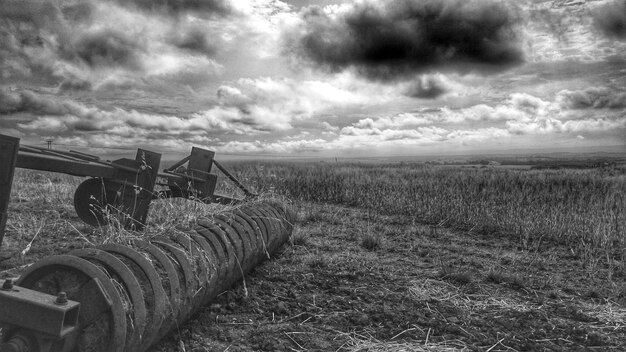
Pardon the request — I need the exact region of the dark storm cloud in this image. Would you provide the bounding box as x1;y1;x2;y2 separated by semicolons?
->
593;0;626;39
58;78;93;92
171;28;216;55
557;88;626;109
0;90;22;114
0;0;64;61
286;0;524;80
0;0;63;27
73;30;143;69
61;3;94;22
116;0;233;16
0;1;93;81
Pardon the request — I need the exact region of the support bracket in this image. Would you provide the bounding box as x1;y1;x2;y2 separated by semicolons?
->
0;135;19;248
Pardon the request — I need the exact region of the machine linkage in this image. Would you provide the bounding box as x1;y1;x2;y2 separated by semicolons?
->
0;134;256;247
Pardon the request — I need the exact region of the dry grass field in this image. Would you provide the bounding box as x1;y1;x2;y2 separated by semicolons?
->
1;161;626;351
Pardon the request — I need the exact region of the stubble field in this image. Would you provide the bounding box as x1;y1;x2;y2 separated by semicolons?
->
1;161;625;351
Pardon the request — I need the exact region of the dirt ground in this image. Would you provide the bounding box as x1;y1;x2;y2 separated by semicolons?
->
150;203;626;352
2;201;626;351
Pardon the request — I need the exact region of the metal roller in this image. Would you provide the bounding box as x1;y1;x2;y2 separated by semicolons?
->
14;255;128;352
193;225;231;280
234;209;269;260
166;233;215;311
230;212;265;265
195;218;237;276
97;244;170;349
216;214;255;272
211;217;246;274
67;248;147;352
150;240;198;323
254;205;284;253
240;206;272;258
188;233;220;304
130;240;182;335
0;201;295;352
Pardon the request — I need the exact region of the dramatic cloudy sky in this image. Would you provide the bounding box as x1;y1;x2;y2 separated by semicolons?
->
1;0;625;157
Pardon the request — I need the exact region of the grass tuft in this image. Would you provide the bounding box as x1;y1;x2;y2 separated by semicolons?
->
360;232;382;251
485;269;525;289
290;230;309;247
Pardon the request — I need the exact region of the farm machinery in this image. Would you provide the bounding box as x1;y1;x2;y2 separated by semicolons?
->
0;134;296;352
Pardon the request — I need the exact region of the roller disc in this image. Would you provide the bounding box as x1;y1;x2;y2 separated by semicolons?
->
196;219;236;272
189;233;220;305
228;212;262;266
236;209;269;260
167;233;211;312
131;239;181;336
243;205;274;256
98;243;170;349
212;217;245;277
264;203;293;246
194;224;234;281
151;240;197;322
266;201;296;232
254;205;282;253
216;214;254;272
198;217;240;276
16;255;127;352
263;203;288;234
240;206;271;258
69;248;147;352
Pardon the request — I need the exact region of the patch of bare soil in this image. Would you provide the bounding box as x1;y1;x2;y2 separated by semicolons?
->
2;201;625;351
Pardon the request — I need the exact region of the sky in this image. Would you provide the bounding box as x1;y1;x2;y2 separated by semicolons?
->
1;0;625;158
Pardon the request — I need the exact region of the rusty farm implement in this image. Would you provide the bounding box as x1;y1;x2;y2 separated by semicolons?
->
0;134;296;352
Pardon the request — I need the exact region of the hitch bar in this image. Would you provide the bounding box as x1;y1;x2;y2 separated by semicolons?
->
0;134;256;248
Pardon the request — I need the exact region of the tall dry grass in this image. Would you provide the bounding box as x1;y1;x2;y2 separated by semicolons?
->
226;161;626;263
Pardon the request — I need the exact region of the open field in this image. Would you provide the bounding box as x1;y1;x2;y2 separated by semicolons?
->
231;161;626;266
1;162;626;351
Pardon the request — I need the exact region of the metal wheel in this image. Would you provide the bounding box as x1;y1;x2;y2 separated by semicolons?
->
16;255;127;352
73;178;115;226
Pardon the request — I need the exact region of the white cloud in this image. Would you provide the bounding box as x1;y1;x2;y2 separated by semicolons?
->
506;117;626;134
321;121;339;131
354;113;433;129
14;91;267;138
330;90;625;153
220;138;327;154
211;75;395;130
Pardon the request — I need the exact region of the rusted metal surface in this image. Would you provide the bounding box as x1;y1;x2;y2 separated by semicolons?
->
130;240;181;336
151;240;198;322
68;248;147;351
0;279;80;338
97;243;169;347
16;255;129;352
241;206;272;257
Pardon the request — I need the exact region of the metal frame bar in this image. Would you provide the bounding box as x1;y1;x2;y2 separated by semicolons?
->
213;159;255;198
0;135;19;248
